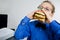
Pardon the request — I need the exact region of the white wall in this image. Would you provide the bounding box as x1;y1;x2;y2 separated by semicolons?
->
0;0;60;29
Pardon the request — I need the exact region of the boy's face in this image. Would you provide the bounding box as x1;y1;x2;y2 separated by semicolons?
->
40;2;53;16
39;2;54;22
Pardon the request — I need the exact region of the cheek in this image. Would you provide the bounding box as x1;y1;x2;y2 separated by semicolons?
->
48;14;52;17
50;13;53;16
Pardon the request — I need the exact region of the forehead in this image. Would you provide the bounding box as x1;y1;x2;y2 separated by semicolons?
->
41;2;53;10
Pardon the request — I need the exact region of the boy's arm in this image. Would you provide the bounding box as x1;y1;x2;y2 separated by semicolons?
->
14;16;31;40
50;20;60;39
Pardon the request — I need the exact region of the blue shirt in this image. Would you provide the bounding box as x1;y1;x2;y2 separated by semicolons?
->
14;16;60;40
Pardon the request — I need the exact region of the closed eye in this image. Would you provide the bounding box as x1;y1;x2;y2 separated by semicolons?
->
45;8;50;11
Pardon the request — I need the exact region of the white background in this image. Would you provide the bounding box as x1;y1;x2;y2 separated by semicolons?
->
0;0;60;29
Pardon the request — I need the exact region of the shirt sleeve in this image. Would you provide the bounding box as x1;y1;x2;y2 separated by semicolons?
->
14;16;31;40
50;20;60;40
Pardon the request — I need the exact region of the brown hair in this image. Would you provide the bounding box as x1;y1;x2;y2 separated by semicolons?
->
41;1;55;13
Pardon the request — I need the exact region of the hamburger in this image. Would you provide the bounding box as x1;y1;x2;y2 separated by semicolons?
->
33;10;46;22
